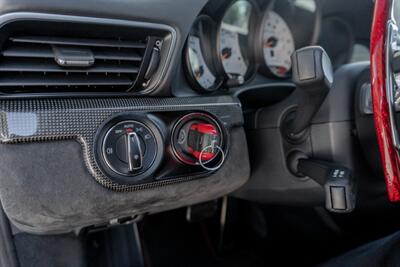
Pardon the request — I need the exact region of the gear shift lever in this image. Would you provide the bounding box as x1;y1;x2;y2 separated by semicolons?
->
284;46;334;138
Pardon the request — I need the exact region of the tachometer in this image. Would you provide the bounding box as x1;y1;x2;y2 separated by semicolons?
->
258;0;319;78
218;0;257;86
184;16;223;93
261;11;295;77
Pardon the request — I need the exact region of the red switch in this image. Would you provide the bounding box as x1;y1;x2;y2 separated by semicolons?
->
186;123;219;161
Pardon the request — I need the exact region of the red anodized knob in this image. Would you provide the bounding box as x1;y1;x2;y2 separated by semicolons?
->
186;123;219;161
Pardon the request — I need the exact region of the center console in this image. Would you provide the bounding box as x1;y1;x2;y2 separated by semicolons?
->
0;96;249;234
0;2;251;235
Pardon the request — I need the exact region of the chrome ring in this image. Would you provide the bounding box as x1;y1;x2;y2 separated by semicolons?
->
198;145;225;171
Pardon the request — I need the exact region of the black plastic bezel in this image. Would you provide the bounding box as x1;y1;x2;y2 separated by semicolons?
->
183;15;225;93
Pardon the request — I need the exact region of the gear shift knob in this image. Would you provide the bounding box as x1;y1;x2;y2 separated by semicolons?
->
285;46;333;137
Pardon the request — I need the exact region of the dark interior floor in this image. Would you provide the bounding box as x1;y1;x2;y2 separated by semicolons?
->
10;197;400;267
89;198;400;267
135;200;344;267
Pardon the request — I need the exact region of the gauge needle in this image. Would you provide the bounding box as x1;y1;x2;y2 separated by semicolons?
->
221;47;232;59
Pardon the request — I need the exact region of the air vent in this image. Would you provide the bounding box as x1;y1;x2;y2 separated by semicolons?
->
0;35;148;92
0;17;174;96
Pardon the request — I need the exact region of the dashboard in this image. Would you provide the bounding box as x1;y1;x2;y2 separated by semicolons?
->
0;0;374;235
181;0;320;93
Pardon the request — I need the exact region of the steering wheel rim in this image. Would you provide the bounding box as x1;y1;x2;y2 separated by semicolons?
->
371;0;400;201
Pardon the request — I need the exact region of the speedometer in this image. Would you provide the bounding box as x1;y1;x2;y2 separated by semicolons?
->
218;0;257;86
261;11;295;77
184;16;223;93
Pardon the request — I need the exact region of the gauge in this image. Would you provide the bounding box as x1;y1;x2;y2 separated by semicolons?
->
261;11;295;77
218;0;257;86
184;16;223;93
258;0;320;78
187;36;217;90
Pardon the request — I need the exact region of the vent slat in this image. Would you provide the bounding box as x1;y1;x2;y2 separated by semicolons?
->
0;74;132;86
0;32;149;92
10;36;147;49
2;45;50;58
0;59;140;73
94;50;143;61
2;44;143;61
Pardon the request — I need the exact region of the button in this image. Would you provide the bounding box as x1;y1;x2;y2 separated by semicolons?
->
296;49;316;81
330;186;347;210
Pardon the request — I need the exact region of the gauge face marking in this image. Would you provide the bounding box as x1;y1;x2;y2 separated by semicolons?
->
188;36;217;89
219;0;253;80
262;11;295;77
219;28;248;77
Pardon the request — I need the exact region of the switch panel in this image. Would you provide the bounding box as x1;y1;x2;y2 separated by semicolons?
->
171;112;225;166
95;112;228;185
102;120;157;176
95;115;164;185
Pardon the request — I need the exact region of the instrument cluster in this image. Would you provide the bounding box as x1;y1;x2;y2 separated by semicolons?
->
183;0;320;93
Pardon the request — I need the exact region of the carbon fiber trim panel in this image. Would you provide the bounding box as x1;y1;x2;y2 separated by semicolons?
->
0;96;243;191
